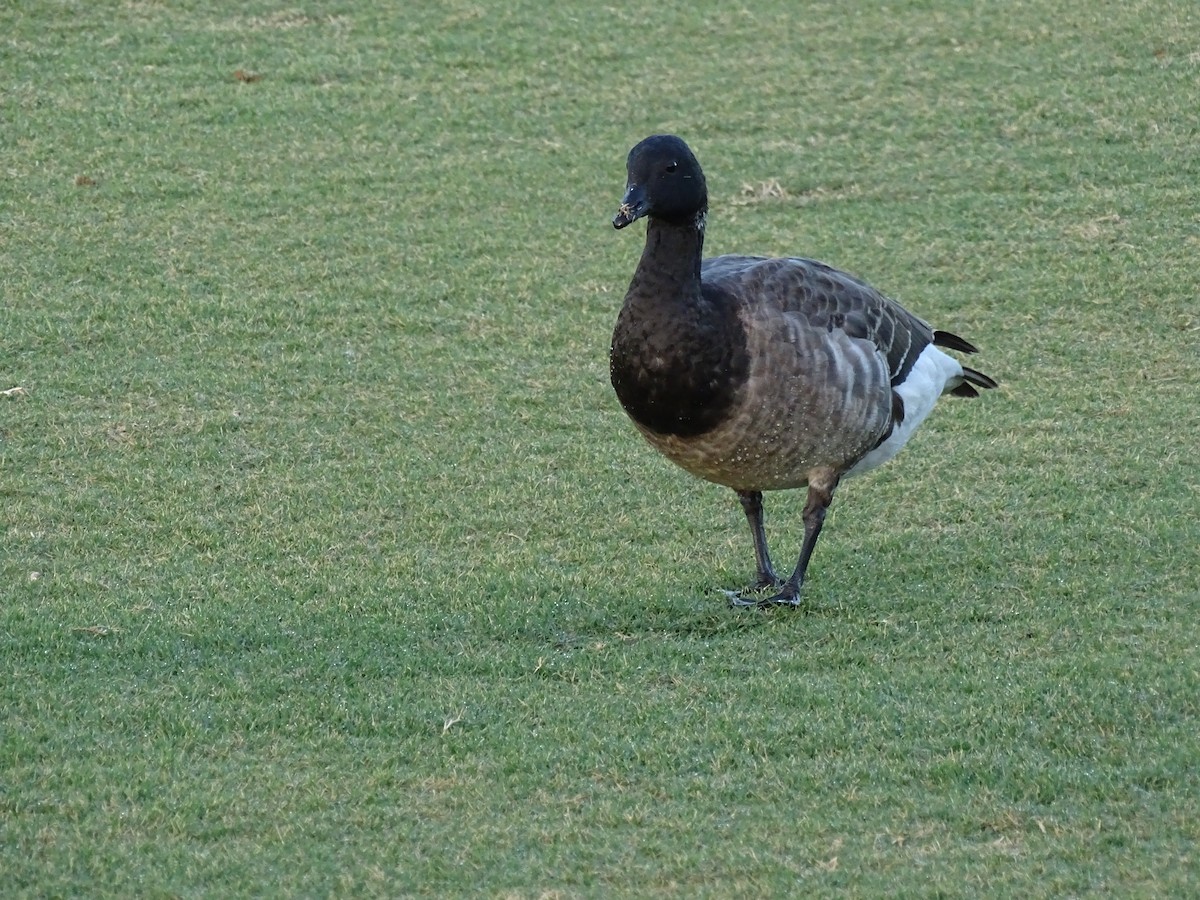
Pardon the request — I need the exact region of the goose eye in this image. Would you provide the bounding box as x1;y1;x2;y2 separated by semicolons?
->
665;161;678;173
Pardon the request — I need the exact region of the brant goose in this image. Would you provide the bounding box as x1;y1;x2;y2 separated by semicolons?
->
610;134;996;608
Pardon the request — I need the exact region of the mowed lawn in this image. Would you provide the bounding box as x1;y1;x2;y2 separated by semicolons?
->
3;1;1198;895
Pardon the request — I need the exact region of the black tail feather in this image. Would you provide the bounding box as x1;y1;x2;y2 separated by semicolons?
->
933;329;979;354
962;366;998;389
950;365;998;397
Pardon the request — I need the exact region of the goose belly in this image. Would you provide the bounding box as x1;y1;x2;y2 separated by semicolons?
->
634;333;893;490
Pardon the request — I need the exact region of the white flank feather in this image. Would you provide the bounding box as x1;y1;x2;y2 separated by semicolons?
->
847;344;964;477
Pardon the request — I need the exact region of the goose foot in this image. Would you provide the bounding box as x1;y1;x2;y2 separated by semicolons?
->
724;583;803;609
748;573;785;591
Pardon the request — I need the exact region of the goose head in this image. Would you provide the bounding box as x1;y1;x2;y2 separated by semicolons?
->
613;134;708;229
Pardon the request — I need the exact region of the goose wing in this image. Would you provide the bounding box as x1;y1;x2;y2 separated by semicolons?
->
701;255;940;387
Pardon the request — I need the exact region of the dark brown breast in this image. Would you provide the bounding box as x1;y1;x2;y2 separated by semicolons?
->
610;282;750;438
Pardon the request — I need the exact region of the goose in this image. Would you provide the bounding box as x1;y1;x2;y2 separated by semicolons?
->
609;134;996;608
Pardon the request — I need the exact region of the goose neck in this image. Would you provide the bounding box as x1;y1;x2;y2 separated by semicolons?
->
634;214;706;297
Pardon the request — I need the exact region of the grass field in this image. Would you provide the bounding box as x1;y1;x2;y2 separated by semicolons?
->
3;0;1198;895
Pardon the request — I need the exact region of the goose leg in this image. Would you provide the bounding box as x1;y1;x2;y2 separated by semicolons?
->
737;490;782;588
759;473;839;609
727;490;783;606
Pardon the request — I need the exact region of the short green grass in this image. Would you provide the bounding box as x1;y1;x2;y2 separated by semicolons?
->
3;0;1198;895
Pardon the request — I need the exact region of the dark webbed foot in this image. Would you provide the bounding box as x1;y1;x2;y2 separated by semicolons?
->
726;583;804;609
720;570;784;607
747;572;785;592
759;585;804;608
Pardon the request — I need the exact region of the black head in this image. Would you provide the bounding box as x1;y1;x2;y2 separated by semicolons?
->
612;134;707;229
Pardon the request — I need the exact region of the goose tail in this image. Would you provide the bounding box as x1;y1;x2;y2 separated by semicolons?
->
933;330;997;397
933;329;979;354
949;365;999;398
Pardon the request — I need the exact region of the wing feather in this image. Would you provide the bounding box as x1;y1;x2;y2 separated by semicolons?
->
701;255;938;386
